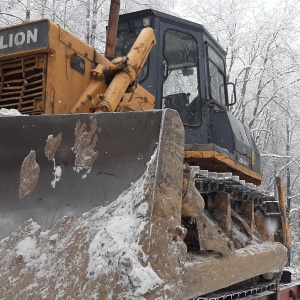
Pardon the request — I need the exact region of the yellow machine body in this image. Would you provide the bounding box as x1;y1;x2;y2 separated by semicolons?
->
0;19;155;115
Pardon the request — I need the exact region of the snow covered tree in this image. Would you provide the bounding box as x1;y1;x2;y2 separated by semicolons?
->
0;0;174;51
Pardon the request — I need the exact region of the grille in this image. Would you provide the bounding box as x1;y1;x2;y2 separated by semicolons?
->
0;54;47;114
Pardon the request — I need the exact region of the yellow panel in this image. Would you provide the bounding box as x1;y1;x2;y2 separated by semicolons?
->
45;21;100;114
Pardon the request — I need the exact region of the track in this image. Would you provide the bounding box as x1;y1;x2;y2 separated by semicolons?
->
191;166;283;243
183;166;285;299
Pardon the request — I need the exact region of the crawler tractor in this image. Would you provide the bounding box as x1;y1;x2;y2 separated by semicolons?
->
0;6;298;300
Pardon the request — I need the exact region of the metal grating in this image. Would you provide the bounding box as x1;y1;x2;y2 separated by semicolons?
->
194;282;277;300
0;54;47;114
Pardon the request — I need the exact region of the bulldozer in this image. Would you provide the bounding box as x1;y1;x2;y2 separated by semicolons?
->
0;5;297;300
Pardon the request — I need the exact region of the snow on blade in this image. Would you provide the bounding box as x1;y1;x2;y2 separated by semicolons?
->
51;165;62;188
45;133;63;188
0;108;23;116
87;155;163;296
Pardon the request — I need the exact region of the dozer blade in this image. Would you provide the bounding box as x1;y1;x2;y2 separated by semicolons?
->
0;109;181;240
0;108;187;299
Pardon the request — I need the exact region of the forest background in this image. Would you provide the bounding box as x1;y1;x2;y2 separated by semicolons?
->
1;0;300;274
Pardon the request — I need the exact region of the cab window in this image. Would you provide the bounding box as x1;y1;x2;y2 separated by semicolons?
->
162;30;201;126
207;46;226;105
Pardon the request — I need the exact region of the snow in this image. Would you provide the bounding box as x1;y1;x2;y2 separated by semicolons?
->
15;236;38;263
51;165;62;188
129;264;163;296
46;134;63;188
0;108;23;116
265;218;278;235
85;153;164;296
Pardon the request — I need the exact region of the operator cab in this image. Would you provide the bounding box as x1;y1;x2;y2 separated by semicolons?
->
117;10;261;184
117;10;229;127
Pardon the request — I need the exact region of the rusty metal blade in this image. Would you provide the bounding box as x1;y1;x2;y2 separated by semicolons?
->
0;110;180;239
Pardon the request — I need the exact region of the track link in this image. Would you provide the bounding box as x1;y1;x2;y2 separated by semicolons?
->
183;167;285;299
191;166;283;243
193;281;277;300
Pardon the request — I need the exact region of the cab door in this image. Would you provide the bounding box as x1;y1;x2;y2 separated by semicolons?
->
156;21;203;127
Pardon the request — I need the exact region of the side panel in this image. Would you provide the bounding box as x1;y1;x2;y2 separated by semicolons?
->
211;110;234;152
